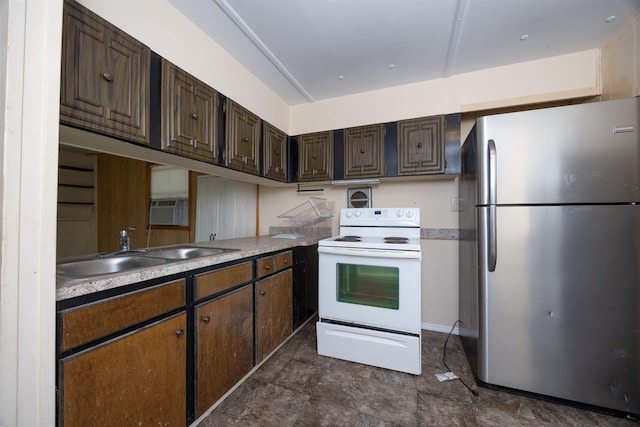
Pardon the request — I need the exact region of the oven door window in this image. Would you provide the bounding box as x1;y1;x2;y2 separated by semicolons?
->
336;263;399;309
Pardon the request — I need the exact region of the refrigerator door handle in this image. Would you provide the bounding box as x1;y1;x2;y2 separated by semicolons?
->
488;205;497;271
488;139;497;205
488;139;497;271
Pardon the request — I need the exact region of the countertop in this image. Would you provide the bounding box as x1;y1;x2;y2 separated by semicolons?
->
56;235;321;302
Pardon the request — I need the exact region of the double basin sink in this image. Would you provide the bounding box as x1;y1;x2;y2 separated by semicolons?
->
57;245;239;279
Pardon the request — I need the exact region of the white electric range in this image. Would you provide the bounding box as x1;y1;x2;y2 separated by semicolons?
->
316;207;422;375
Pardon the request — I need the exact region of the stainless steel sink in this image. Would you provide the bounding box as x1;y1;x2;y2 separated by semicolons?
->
142;246;239;260
57;255;167;278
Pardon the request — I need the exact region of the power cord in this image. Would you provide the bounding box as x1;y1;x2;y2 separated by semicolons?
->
443;319;479;397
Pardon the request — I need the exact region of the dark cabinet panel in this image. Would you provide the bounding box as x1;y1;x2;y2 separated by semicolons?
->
298;131;333;181
225;100;261;175
344;124;385;178
60;0;150;144
161;59;218;162
263;123;288;182
397;116;445;175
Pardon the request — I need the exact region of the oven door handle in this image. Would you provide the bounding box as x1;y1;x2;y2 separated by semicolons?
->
318;246;421;259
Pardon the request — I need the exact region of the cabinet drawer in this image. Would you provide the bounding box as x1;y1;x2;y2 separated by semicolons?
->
60;279;186;351
274;251;293;271
195;261;252;300
256;250;292;278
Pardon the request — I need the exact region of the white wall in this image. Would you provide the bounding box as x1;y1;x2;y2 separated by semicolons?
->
1;1;62;425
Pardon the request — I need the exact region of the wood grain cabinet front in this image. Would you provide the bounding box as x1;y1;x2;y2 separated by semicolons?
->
59;279;186;352
256;269;293;363
397;116;445;175
195;285;254;417
344;124;385;178
59;312;187;427
225;100;261;175
60;0;150;144
263;122;288;182
297;131;333;181
256;250;292;278
161;59;219;162
194;261;252;301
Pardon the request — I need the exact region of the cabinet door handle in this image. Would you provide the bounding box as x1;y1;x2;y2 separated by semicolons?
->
360;148;366;153
202;316;211;324
243;137;249;142
417;142;423;148
312;154;317;159
175;329;185;338
102;72;114;82
192;113;199;120
260;289;266;296
275;149;280;155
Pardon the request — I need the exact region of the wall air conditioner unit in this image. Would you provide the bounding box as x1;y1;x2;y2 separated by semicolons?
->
149;199;188;226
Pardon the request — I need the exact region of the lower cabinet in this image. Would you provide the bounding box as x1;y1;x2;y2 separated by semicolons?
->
59;313;187;427
256;269;293;362
195;284;253;417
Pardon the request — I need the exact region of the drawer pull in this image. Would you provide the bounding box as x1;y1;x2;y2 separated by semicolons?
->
264;264;271;270
260;290;266;296
175;329;185;338
202;316;211;324
102;72;114;82
192;113;199;120
283;259;288;264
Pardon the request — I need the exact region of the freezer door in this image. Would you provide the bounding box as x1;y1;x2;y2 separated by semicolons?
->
478;204;640;414
476;97;640;205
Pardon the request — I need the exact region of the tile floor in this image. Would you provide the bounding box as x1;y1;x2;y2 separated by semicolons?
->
197;319;638;426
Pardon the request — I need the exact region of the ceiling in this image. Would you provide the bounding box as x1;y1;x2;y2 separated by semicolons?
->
169;0;640;105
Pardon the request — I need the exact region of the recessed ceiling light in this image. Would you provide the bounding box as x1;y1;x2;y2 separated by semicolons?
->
338;75;344;80
388;64;395;69
520;34;529;41
606;15;616;23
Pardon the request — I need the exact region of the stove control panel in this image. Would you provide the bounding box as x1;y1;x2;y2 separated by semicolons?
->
340;207;420;227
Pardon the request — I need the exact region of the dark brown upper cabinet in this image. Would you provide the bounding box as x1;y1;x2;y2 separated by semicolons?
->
161;59;219;162
225;100;261;176
397;116;445;175
263;123;288;182
343;124;385;178
297;131;334;182
60;0;150;144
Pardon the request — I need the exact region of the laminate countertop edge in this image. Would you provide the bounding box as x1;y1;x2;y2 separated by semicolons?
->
56;236;322;302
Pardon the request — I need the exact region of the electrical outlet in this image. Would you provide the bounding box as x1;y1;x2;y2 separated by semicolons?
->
451;197;461;212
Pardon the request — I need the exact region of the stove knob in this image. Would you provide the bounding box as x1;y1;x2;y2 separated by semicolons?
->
406;210;414;218
354;210;362;217
396;209;404;217
345;210;353;218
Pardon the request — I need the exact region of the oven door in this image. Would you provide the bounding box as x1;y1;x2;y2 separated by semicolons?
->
318;245;421;334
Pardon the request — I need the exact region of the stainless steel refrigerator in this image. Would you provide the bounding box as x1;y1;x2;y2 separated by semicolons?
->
459;97;640;416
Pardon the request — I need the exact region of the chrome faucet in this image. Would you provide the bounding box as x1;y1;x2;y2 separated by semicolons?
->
119;227;136;251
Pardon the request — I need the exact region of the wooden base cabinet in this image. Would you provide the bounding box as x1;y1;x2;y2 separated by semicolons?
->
256;269;293;362
195;285;254;417
59;313;187;427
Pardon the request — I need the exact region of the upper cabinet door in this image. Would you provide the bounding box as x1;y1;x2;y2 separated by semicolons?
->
263;123;288;182
161;59;218;163
60;0;150;144
344;124;384;178
397;116;445;175
298;131;333;182
225;100;261;176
